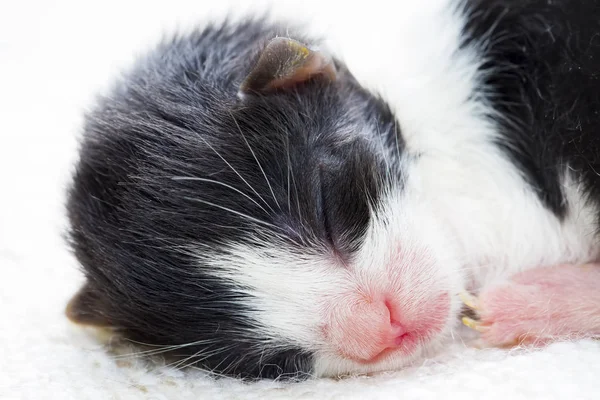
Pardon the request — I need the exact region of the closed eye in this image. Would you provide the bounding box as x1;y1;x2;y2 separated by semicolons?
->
319;166;334;247
318;165;349;266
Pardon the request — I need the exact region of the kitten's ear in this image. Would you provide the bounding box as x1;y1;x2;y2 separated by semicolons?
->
65;282;113;327
239;37;337;96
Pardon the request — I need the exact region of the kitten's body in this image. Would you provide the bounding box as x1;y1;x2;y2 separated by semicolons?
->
67;0;600;379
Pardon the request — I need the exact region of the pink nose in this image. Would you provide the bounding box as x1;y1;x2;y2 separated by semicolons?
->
325;290;450;363
325;298;414;363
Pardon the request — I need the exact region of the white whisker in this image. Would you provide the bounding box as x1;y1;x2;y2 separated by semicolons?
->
111;339;216;359
194;131;274;213
394;118;401;161
172;176;270;215
375;122;392;185
229;111;282;210
184;197;279;229
285;128;292;213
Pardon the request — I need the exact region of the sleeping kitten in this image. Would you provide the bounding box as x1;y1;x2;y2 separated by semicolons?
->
66;0;600;380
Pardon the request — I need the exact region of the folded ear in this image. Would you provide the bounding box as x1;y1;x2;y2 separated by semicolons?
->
239;37;337;96
65;282;113;327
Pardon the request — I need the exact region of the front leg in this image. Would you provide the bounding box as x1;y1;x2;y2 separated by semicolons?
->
461;263;600;346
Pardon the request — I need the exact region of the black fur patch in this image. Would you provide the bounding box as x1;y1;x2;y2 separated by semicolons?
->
462;0;600;219
66;19;399;379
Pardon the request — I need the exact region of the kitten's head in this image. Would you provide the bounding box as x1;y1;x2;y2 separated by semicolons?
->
66;28;463;379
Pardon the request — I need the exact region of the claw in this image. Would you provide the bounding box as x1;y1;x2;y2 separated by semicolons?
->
462;316;489;333
459;291;480;310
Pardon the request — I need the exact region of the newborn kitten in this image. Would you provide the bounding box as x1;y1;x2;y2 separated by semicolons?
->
66;0;600;380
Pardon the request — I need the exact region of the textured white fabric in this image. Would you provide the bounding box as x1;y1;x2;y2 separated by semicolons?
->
2;1;600;399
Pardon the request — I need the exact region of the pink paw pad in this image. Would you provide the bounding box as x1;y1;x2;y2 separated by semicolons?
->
461;263;600;347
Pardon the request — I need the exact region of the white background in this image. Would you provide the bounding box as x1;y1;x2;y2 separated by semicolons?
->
1;1;600;399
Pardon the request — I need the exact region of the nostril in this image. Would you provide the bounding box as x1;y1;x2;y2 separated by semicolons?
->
391;321;406;337
393;329;409;346
384;299;394;322
389;320;408;347
384;300;408;347
384;298;402;326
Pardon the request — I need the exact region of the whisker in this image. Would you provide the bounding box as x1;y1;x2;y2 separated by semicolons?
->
172;176;270;215
111;339;214;359
394;118;402;161
208;353;234;376
282;129;309;239
288;144;305;231
193;131;274;213
229;111;281;210
173;344;237;372
165;348;206;370
285;126;292;213
188;365;232;379
375;121;392;186
184;197;279;230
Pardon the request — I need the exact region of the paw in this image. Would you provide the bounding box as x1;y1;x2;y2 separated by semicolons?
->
460;263;600;347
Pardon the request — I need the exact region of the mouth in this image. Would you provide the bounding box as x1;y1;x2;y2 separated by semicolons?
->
355;331;421;365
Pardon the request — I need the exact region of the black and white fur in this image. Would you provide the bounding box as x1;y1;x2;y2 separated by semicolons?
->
66;0;600;379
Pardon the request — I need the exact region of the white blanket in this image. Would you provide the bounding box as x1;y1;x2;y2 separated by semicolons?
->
2;1;600;398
